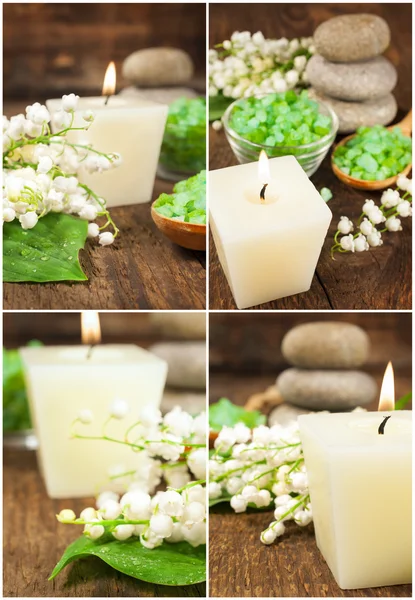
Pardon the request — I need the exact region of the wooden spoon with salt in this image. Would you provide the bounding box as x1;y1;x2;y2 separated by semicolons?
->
331;110;412;191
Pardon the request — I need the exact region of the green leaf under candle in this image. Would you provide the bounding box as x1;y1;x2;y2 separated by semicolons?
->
395;392;412;410
3;213;88;282
49;534;206;586
209;397;266;432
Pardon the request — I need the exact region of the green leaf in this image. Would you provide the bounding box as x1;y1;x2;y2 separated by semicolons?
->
3;213;88;282
209;94;233;122
209;398;266;432
49;535;206;586
395;392;412;410
3;341;42;432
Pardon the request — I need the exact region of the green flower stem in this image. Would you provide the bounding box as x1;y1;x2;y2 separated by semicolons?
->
108;469;137;481
173;479;206;494
72;432;145;450
145;439;205;448
263;494;310;534
78;183;119;237
4;126;88;160
211;444;225;458
240;467;278;489
72;428;203;455
288;458;304;474
58;141;115;160
60;518;149;527
213;460;266;483
124;420;142;444
101;416;114;439
160;462;183;470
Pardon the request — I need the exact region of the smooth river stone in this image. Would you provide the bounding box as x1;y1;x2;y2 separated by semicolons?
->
282;321;370;369
310;89;397;134
122;48;194;87
276;369;377;411
149;313;206;340
119;86;198;104
149;342;206;389
314;14;391;62
307;55;397;102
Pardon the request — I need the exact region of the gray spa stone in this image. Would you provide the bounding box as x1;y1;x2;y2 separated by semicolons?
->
306;55;397;102
281;321;370;369
276;369;377;411
122;48;194;87
119;86;198;104
314;14;391;63
310;89;397;134
149;342;206;389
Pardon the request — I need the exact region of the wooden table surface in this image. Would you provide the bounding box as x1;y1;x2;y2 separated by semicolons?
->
209;3;412;311
209;510;411;598
3;179;206;311
209;374;412;598
3;448;206;598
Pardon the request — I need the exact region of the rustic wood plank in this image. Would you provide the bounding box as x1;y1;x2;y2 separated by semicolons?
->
208;3;412;311
4;3;206;98
209;312;412;375
210;508;412;598
3;313;206;347
3;179;206;310
3;448;206;598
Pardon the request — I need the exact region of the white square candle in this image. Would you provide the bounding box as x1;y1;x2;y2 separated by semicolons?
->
298;411;412;589
209;155;332;309
21;344;167;499
46;96;168;207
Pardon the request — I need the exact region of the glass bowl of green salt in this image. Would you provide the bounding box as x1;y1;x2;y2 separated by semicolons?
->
223;90;338;176
158;97;206;182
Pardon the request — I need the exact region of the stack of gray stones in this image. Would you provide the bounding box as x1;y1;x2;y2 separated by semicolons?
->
276;322;377;413
306;14;398;133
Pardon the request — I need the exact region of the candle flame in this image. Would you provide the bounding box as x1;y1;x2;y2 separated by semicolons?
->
258;150;271;185
378;361;394;411
81;312;102;345
102;62;116;96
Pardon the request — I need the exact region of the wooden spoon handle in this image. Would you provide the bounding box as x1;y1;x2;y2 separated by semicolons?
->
397;109;412;136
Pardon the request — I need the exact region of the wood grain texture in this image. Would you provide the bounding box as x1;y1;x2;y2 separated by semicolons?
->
4;3;206;100
209;507;412;598
209;312;412;375
208;3;412;311
209;373;412;598
3;179;206;310
3;449;205;598
3;312;206;346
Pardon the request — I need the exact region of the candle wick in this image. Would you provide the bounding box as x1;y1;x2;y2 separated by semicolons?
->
378;415;391;435
104;95;111;106
260;183;268;203
86;344;96;360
